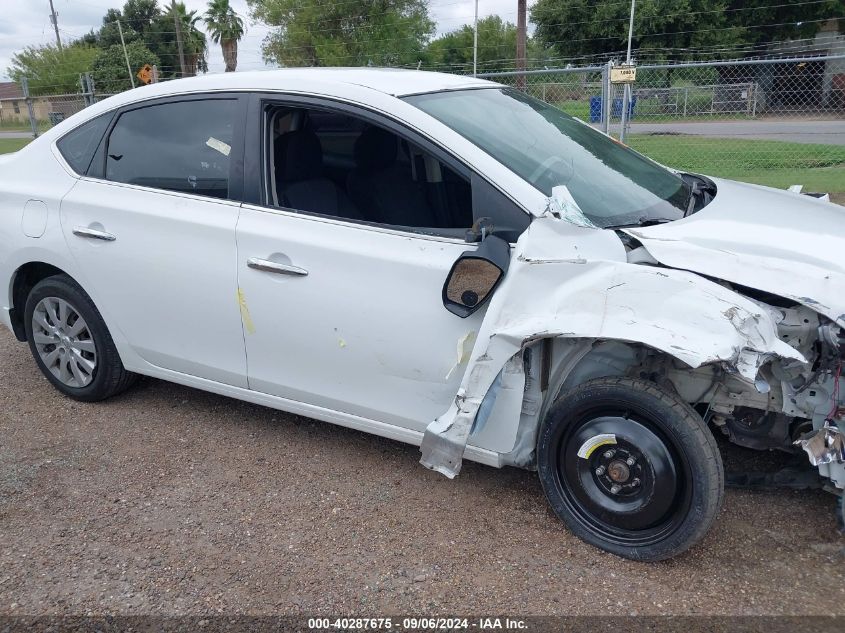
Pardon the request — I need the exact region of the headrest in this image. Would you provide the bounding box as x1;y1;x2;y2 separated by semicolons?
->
281;129;323;182
353;126;398;171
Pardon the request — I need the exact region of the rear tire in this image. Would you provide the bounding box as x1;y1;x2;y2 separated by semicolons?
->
24;274;136;402
537;377;724;561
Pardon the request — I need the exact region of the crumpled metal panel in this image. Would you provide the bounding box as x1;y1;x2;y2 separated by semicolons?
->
623;177;845;328
795;423;845;466
420;214;805;478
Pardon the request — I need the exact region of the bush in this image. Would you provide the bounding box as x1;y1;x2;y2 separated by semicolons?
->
91;41;160;94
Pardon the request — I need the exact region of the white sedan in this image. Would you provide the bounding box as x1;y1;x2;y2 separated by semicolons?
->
1;69;843;561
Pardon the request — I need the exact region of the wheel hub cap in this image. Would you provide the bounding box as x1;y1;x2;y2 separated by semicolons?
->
607;460;630;483
31;297;97;388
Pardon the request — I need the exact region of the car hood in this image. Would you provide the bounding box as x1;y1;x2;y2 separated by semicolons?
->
623;177;845;328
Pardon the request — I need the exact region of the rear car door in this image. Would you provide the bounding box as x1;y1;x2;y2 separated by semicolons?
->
59;94;249;386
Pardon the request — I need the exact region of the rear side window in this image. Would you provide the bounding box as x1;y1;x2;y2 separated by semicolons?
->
56;114;111;175
105;99;236;199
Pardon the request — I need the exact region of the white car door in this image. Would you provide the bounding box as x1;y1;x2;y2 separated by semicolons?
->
60;95;249;387
235;99;529;432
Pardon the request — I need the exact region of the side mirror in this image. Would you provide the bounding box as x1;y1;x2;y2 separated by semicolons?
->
442;235;510;318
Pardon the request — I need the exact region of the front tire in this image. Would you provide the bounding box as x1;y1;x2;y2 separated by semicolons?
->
24;274;136;402
537;377;724;561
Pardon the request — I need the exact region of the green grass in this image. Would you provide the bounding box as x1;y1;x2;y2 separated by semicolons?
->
554;99;758;124
626;135;845;194
0;138;31;154
0;120;50;133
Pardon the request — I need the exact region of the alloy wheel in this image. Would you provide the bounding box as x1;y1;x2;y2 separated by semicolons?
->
31;296;98;388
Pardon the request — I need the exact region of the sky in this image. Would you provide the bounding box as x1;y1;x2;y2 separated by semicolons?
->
0;0;530;81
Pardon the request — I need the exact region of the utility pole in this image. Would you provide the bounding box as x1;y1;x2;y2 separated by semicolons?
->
473;0;479;77
117;21;136;89
171;0;187;77
619;0;636;142
48;0;62;50
516;0;526;89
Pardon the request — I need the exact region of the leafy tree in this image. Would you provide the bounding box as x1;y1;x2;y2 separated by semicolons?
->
531;0;842;64
151;2;208;76
426;16;552;73
122;0;161;35
247;0;434;67
427;16;517;73
7;43;99;96
205;0;245;72
92;1;207;79
90;41;161;93
97;8;141;49
725;0;843;48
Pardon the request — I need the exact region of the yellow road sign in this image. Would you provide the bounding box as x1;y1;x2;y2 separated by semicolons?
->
137;64;153;85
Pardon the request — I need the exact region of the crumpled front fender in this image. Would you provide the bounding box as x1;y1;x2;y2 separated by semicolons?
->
419;216;804;478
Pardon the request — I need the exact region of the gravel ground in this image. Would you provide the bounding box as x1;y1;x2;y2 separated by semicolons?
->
0;327;843;617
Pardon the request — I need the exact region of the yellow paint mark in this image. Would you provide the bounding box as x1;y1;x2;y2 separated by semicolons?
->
237;287;255;335
338;338;347;348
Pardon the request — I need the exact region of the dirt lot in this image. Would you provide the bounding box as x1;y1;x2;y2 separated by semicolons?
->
0;326;843;617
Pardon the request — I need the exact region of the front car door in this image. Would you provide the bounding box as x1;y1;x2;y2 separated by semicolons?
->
59;94;249;386
235;94;530;439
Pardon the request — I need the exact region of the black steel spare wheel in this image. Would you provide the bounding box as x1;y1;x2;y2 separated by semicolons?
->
537;377;724;561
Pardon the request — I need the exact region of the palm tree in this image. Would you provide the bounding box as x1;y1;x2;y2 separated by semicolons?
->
166;1;208;76
204;0;244;72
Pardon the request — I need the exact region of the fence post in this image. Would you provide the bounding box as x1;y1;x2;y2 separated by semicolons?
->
80;73;94;107
683;87;688;117
86;73;95;104
601;61;612;134
751;83;758;118
21;76;38;138
619;81;632;143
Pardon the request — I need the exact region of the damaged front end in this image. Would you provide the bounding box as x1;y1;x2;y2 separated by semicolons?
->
419;212;807;479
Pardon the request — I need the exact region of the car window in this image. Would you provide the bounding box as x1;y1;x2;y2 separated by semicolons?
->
56;113;112;175
105;99;236;200
406;88;691;229
265;104;474;235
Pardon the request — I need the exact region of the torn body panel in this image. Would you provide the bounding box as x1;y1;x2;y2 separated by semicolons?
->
624;177;845;328
420;215;804;478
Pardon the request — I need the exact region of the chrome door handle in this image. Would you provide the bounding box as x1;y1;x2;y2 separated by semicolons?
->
247;257;308;276
73;226;116;242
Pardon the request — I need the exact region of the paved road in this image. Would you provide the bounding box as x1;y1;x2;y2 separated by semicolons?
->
0;131;34;139
620;119;845;145
0;327;843;616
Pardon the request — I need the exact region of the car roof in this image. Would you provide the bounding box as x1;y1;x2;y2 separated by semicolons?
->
116;67;496;100
38;68;497;139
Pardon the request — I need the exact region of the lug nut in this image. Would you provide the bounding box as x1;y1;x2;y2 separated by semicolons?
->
595;466;606;476
626;456;636;466
610;484;622;494
603;450;616;459
631;478;640;487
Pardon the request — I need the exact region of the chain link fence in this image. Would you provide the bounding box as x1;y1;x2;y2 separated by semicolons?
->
480;55;845;197
9;56;845;198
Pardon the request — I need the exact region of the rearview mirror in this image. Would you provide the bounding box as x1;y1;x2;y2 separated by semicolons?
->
442;235;510;318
